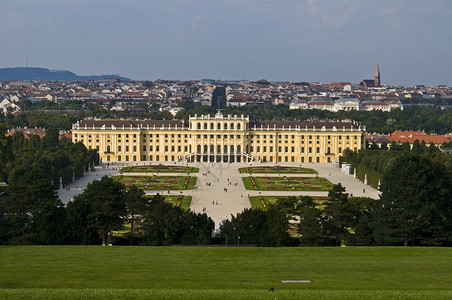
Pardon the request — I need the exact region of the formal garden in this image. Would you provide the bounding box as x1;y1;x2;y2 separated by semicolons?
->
242;176;333;191
120;164;199;173
114;175;197;190
249;195;329;211
239;165;317;174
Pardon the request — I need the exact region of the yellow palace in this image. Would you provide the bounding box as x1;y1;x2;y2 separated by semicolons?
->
72;111;365;163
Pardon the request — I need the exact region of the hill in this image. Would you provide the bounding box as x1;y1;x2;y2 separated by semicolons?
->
0;67;131;81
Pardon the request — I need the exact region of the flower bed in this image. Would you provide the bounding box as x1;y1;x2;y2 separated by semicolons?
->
242;176;332;191
238;166;318;174
120;165;199;173
113;175;197;190
249;195;330;210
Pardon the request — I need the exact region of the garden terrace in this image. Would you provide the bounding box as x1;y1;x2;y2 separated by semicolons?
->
239;166;318;174
120;165;199;173
114;175;197;190
242;176;333;191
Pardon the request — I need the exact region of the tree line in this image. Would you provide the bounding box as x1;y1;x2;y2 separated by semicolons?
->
2;99;452;133
222;153;452;247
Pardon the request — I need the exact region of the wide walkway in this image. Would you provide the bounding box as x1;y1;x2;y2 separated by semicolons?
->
58;161;380;229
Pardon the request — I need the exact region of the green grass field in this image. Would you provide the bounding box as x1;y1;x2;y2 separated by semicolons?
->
120;165;199;173
0;247;450;299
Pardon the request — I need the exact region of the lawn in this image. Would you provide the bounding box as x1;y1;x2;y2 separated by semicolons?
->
0;247;450;299
120;164;199;173
239;166;318;174
249;195;329;210
242;176;333;191
114;175;197;190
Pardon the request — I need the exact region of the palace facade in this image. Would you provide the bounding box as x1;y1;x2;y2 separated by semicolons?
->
72;112;366;163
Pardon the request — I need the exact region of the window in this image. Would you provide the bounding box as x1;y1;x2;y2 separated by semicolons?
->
126;134;129;138
126;146;129;152
118;146;121;152
301;147;304;153
257;146;260;152
285;146;288;152
178;146;181;152
118;155;121;161
316;147;319;153
143;145;146;151
291;146;294;152
309;147;312;153
150;145;153;151
133;134;136;138
165;146;168;151
133;146;136;152
156;145;159;151
171;146;175;152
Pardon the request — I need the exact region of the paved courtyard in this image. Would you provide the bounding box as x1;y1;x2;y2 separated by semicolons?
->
58;161;380;229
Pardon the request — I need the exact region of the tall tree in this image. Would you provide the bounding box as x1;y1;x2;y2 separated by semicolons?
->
73;176;127;245
297;196;325;246
373;153;452;246
5;168;63;244
124;185;147;245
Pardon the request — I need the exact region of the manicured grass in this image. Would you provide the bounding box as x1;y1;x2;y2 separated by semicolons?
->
239;166;318;174
113;175;197;190
1;288;450;300
242;176;333;191
249;195;329;210
0;247;451;299
120;165;199;173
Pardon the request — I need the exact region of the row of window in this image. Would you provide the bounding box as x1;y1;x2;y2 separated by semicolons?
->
192;122;244;130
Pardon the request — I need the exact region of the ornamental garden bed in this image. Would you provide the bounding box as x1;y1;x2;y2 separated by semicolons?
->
238;166;317;174
144;195;192;211
114;175;197;190
242;176;333;191
249;195;330;211
120;165;199;173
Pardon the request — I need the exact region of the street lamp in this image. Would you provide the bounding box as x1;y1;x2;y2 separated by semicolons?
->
238;236;240;247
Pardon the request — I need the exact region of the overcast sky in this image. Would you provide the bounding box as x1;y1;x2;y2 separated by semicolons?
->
1;0;451;86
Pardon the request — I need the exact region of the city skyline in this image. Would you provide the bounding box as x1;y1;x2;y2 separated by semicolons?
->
1;0;451;86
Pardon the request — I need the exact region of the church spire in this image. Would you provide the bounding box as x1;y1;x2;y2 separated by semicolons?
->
374;63;381;86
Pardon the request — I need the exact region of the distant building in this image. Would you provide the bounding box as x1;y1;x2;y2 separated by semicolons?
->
360;63;381;88
72;111;366;163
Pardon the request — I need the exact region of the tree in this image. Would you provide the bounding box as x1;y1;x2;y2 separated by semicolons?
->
373;153;452;246
4;168;63;244
73;176;127;245
219;207;291;247
124;185;147;245
323;184;352;246
297;196;325;246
